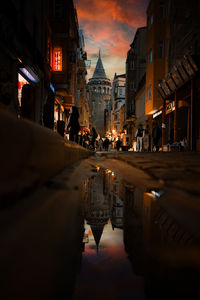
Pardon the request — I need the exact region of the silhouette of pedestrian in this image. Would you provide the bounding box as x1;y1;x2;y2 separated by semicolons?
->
91;127;98;150
152;122;161;152
135;124;144;152
116;139;122;151
103;137;110;151
67;106;80;143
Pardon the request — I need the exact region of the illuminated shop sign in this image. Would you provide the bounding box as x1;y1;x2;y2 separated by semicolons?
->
19;66;39;83
53;48;62;71
166;101;175;114
153;110;162;119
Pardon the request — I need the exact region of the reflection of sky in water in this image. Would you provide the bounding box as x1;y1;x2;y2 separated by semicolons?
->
73;220;145;300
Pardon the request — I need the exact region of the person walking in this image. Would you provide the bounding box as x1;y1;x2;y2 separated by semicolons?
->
152;122;161;152
98;138;103;151
116;139;122;151
90;127;98;150
67;106;80;143
135;124;144;152
103;137;110;151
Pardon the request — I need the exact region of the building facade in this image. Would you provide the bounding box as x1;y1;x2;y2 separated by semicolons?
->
0;0;53;124
145;0;170;149
50;0;80;135
77;30;90;131
158;0;200;150
0;0;87;138
111;73;126;135
125;27;147;144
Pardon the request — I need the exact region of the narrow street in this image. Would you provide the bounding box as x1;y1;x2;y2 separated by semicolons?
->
1;1;200;299
0;151;199;299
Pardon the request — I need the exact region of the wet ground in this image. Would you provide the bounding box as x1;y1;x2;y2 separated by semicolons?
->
0;154;200;300
72;166;200;300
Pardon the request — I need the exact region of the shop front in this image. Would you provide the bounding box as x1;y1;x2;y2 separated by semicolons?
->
18;64;40;120
158;55;200;151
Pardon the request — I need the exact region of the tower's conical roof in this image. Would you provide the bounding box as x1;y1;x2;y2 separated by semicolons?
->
92;50;107;79
91;224;104;253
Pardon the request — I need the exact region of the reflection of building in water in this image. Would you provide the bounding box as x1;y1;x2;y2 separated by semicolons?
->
111;178;124;229
82;172;112;251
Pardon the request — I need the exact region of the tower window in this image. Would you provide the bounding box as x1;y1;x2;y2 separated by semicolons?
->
130;61;134;70
130;82;135;90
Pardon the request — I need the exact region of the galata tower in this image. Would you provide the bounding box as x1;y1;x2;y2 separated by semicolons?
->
88;50;111;137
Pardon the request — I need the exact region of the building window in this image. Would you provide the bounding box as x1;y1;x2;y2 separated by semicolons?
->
149;49;153;64
54;0;64;18
103;87;106;94
158;40;164;58
98;87;101;93
119;88;123;96
53;47;62;71
147;14;153;28
107;88;109;94
159;1;165;19
147;84;152;102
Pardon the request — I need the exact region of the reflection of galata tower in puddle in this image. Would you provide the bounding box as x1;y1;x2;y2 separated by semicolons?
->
85;175;110;251
88;50;111;137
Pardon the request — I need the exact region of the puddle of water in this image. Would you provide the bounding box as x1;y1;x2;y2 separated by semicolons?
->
72;167;200;300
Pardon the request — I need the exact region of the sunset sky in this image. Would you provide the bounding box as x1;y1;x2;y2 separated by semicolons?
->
74;0;149;81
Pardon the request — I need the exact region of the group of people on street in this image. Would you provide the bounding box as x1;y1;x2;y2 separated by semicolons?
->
65;106;163;153
66;106;110;151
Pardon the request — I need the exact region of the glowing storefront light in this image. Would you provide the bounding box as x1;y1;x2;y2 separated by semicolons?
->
53;48;62;71
18;73;29;105
50;82;55;93
19;67;39;83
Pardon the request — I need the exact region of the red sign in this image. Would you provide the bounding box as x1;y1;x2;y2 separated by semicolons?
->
53;48;62;71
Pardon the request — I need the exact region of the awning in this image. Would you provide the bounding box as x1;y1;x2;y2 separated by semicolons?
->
158;55;199;99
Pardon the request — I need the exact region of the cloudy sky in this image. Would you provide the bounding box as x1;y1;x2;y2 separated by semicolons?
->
74;0;149;80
